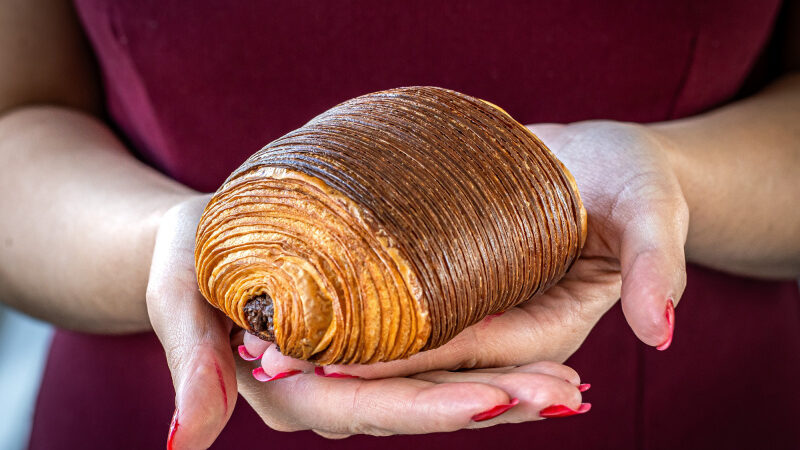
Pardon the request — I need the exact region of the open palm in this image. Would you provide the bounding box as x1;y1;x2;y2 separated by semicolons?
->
255;120;688;379
147;196;590;448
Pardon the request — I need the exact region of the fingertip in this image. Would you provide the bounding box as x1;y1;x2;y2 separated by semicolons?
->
422;381;511;426
538;402;592;418
170;352;237;450
324;361;392;379
656;298;675;351
515;361;581;385
327;351;434;379
259;344;314;375
313;430;353;440
471;398;520;422
620;250;682;348
252;367;270;382
238;345;261;361
167;408;179;450
624;294;676;349
534;375;590;418
242;332;270;360
463;371;586;428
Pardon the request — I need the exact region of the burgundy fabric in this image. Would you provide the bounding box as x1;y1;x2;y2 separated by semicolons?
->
30;1;800;449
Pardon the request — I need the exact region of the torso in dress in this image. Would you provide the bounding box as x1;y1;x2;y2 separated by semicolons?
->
29;2;800;449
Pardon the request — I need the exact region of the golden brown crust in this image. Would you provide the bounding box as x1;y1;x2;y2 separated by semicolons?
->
194;87;586;364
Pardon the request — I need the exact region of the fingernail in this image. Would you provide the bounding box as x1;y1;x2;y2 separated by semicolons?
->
656;299;675;351
314;366;360;379
238;345;262;361
539;403;592;418
578;383;591;392
167;408;179;450
324;372;360;379
471;398;519;422
262;370;302;382
252;367;270;382
213;359;228;414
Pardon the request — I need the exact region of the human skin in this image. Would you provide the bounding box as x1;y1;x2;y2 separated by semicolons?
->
1;0;799;447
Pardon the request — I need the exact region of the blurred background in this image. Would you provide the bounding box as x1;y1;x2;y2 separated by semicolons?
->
0;305;52;450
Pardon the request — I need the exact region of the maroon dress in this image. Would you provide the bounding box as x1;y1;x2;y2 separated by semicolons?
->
30;1;800;448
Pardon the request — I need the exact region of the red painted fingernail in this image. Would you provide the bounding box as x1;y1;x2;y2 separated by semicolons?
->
539;403;592;418
238;345;262;361
471;398;519;422
213;359;228;414
482;311;505;326
314;366;360;379
265;370;302;382
252;367;270;382
578;383;591;392
656;299;675;351
325;372;360;379
254;367;302;382
167;408;179;450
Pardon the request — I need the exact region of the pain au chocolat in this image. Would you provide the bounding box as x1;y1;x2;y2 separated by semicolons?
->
194;87;586;365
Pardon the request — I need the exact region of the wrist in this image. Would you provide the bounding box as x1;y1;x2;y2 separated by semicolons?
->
645;121;695;194
139;192;212;319
111;190;202;333
141;191;207;239
646;121;712;268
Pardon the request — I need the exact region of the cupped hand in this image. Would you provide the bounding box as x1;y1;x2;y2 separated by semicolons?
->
146;194;238;449
146;195;590;448
237;334;589;438
256;120;689;380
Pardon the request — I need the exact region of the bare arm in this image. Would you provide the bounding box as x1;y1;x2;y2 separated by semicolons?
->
0;6;592;448
0;0;194;332
0;108;194;332
1;1;798;447
654;73;800;278
653;4;800;278
312;9;800;386
0;0;100;114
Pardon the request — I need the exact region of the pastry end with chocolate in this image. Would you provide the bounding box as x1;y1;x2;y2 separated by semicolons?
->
244;293;276;342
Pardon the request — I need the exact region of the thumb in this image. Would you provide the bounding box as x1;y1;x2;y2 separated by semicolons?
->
156;307;237;450
617;193;689;350
147;197;237;450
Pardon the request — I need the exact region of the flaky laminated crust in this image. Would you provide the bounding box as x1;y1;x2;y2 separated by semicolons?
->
195;87;586;365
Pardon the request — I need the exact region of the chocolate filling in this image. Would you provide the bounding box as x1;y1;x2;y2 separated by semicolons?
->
244;293;275;342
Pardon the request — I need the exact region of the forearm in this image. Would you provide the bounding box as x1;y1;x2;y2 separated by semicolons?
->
652;73;800;278
0;106;197;332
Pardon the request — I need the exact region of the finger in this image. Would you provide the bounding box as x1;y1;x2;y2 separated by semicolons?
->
147;198;237;450
412;365;587;427
326;298;600;380
469;361;581;385
257;341;315;375
313;430;352;440
239;331;270;361
617;191;688;349
235;358;517;436
526;123;566;145
323;326;479;379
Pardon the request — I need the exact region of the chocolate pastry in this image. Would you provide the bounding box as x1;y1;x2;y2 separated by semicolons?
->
195;87;586;365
